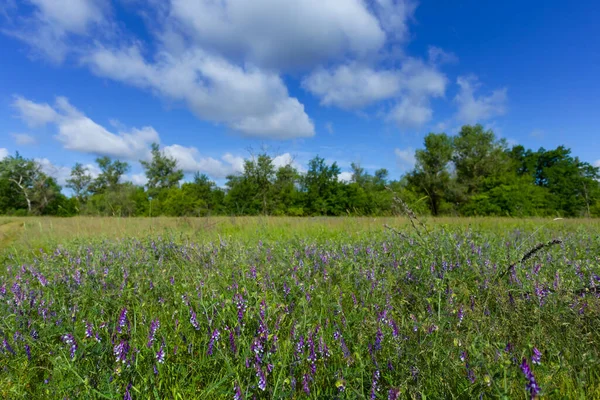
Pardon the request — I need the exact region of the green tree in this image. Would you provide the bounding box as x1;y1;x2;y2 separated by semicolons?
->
0;153;58;214
89;157;130;194
140;143;184;197
452;124;510;196
302;156;342;215
66;163;92;203
407;133;454;215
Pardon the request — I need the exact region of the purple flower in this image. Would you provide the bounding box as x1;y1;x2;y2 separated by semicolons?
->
147;319;160;348
114;340;130;363
370;369;380;400
85;321;94;339
228;328;237;354
61;334;77;359
117;308;128;334
388;388;400;400
531;348;542;365
457;306;464;324
25;344;31;360
256;366;267;391
302;373;311;395
374;327;383;351
234;383;243;400
124;383;132;400
520;358;540;398
190;309;200;330
156;343;165;364
207;329;220;356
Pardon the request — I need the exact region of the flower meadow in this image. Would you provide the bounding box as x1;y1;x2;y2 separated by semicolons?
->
1;222;600;399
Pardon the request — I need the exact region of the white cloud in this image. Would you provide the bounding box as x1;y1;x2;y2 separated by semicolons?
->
455;75;507;124
303;63;402;109
168;0;386;70
11;133;37;145
3;0;109;63
338;171;353;182
0;148;9;160
13;95;159;160
594;160;600;168
395;147;416;170
12;96;58;127
388;98;432;128
303;58;447;127
162;145;245;178
84;46;315;139
372;0;417;42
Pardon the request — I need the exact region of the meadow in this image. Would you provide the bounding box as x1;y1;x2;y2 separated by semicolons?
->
0;216;599;399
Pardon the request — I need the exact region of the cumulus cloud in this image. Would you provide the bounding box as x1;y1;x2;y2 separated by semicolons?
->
167;0;386;70
11;133;37;145
303;58;447;127
455;75;507;124
395;147;416;170
35;157;73;185
0;148;9;160
303;63;402;109
594;160;600;168
2;0;109;62
84;46;314;139
13;95;159;160
162;145;245;178
428;46;458;65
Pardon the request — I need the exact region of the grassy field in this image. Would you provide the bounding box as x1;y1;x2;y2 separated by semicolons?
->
0;217;599;398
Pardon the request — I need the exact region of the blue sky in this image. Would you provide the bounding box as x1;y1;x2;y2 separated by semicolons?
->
1;0;599;186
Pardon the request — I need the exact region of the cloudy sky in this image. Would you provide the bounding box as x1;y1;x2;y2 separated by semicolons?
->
1;0;599;185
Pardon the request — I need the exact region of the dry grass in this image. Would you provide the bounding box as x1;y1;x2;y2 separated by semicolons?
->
0;215;597;253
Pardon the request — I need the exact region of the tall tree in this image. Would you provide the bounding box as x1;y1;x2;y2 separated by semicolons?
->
407;133;454;216
452;124;510;195
0;153;55;214
66;163;92;203
89;157;130;194
140;143;184;197
302;156;342;215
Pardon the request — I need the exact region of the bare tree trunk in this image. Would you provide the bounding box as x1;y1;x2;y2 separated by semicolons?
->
9;176;31;213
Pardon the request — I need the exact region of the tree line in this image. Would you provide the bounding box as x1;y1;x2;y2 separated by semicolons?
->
1;125;599;217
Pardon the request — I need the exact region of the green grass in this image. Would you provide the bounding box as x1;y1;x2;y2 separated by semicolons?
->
0;217;599;398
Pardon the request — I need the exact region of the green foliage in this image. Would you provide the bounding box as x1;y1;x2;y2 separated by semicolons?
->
140;143;184;197
1;127;599;217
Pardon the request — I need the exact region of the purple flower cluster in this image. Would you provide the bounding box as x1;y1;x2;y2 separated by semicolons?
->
520;358;540;398
61;333;77;359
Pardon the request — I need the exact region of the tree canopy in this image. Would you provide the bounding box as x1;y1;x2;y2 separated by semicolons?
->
1;124;599;217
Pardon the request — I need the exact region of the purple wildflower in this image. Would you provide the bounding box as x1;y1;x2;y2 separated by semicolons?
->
124;383;132;400
25;344;31;360
147;318;160;347
234;383;243;400
531;348;542;365
256;366;267;391
388;388;400;400
520;358;541;399
370;369;380;400
457;306;464;324
117;308;128;334
228;328;237;354
156;343;165;364
114;340;130;363
190;309;200;330
207;329;220;356
61;334;77;359
85;321;94;339
302;374;311;395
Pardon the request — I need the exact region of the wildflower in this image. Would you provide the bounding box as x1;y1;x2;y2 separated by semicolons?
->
190;309;200;330
61;334;77;359
374;327;383;351
520;358;541;399
228;328;237;354
234;383;243;400
302;374;311;395
147;319;160;348
124;383;132;400
25;344;31;360
457;306;464;324
370;369;380;400
531;348;542;365
388;388;400;400
117;308;128;334
85;321;94;339
207;329;220;356
256;366;267;391
114;340;130;363
156;343;165;364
